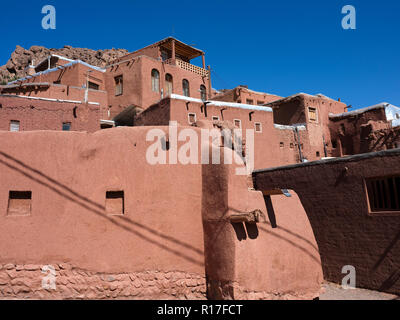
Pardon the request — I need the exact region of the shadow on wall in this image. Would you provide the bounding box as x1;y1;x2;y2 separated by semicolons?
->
0;150;204;267
260;191;321;264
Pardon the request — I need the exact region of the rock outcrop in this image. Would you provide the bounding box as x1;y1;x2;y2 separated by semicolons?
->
0;45;129;84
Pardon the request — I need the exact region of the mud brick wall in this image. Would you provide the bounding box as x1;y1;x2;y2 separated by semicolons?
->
253;149;400;295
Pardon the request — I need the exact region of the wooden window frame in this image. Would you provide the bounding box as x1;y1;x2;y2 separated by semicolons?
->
115;75;123;96
308;107;318;122
364;175;400;216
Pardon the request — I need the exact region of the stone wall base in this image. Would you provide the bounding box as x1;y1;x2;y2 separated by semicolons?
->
0;263;206;300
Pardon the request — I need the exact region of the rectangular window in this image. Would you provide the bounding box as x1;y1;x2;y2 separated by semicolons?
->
280;142;284;148
246;99;254;105
10;120;20;132
8;191;32;216
212;116;219;121
188;113;197;124
234;119;241;128
88;81;99;90
365;176;400;213
257;101;264;105
115;76;123;96
106;191;125;215
255;122;262;133
308;107;317;122
62;122;71;131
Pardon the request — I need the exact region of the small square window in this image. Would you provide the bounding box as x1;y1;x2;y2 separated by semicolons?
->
106;191;124;215
308;107;317;122
212;116;219;121
10;120;20;132
257;101;264;105
290;143;294;149
188;113;196;124
88;81;99;90
316;151;320;157
234;119;241;128
255;122;262;133
280;142;284;148
246;99;254;105
8;191;32;216
62;122;71;131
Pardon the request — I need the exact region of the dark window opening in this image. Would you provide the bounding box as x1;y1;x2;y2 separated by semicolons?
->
188;113;196;124
8;191;32;216
88;82;99;90
316;151;320;157
182;79;190;97
200;85;207;101
62;122;71;131
151;69;160;92
115;76;123;96
366;176;400;213
106;191;125;215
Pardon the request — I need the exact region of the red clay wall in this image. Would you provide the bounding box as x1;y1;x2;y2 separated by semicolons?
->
105;55;210;117
135;98;313;169
253;150;400;295
0;96;100;132
329;108;393;155
0;126;322;299
271;95;347;160
212;87;281;105
18;62;105;91
202;143;322;299
0;127;205;299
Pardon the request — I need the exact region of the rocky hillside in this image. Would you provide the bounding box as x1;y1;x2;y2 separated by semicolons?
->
0;45;129;84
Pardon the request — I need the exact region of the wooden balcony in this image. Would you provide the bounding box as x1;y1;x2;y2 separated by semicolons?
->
164;59;209;77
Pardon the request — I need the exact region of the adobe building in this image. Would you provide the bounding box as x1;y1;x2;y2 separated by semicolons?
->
212;85;282;105
0;127;322;300
104;37;212;120
253;148;400;296
329;102;400;155
0;37;212;130
0;37;399;299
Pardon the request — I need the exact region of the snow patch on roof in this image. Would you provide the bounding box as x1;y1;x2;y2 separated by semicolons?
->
329;102;400;122
274;123;306;131
169;94;273;112
9;60;106;85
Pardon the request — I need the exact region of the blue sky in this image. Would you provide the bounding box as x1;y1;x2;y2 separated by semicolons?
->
1;0;399;109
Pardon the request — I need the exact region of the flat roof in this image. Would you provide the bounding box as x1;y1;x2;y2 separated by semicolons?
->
329;102;397;120
264;92;342;107
169;94;273;112
253;148;400;175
